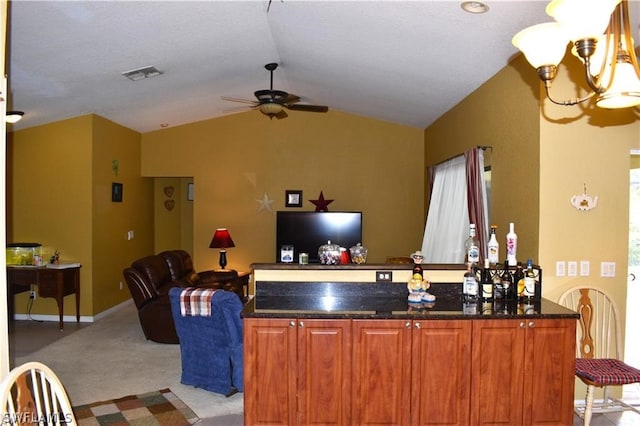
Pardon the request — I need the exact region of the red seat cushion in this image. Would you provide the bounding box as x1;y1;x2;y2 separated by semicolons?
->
576;358;640;385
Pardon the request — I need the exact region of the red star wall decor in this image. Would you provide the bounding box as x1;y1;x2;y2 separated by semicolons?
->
309;191;334;212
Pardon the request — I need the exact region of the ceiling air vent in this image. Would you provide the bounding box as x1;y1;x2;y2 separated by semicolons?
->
121;66;162;81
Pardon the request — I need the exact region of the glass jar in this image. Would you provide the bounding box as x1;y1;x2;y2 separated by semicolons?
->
318;240;341;265
349;243;368;264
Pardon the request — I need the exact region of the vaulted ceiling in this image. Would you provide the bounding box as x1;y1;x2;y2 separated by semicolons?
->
6;1;630;134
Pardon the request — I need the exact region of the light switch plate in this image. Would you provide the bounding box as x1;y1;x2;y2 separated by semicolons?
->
580;261;590;276
567;261;577;277
556;261;566;277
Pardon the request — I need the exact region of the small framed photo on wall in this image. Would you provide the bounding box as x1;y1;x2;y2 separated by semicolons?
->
285;190;303;207
112;182;123;202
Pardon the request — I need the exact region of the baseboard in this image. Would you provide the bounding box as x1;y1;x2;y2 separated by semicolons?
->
13;299;134;323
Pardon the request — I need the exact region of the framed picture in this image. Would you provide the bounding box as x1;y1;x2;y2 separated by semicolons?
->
285;190;303;207
187;183;194;201
112;182;123;202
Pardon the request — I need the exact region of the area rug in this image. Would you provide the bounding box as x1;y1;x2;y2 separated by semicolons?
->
73;388;199;425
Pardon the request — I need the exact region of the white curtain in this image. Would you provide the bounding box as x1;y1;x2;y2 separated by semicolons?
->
422;149;489;263
421;155;469;263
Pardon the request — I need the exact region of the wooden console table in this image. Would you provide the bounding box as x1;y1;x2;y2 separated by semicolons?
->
6;265;81;330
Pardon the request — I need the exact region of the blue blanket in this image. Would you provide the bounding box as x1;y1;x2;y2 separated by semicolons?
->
169;287;243;395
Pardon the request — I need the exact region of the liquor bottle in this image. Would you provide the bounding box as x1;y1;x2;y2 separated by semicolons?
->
492;262;504;300
524;258;536;300
513;262;525;300
412;261;423;280
463;262;478;301
465;224;480;265
481;258;494;301
506;222;517;266
501;260;514;301
487;225;499;265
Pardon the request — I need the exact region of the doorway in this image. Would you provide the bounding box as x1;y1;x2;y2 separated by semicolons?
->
624;153;640;399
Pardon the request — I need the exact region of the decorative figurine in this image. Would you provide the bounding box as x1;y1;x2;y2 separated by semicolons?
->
50;250;60;265
407;250;436;304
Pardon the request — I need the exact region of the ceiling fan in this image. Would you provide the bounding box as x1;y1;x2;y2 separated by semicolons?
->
222;63;329;120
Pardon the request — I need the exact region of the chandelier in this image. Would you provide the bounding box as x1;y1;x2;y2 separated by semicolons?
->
512;0;640;109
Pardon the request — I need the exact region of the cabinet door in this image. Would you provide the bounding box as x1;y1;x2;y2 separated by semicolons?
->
352;319;412;426
523;318;576;426
412;320;472;426
244;318;297;426
297;319;352;425
471;319;526;425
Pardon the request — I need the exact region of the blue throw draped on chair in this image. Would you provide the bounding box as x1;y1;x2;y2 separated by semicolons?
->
169;287;244;395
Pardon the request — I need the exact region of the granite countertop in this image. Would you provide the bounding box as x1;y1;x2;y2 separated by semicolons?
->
241;295;579;320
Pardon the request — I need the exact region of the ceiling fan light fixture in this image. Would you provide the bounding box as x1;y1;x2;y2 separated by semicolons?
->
258;102;284;115
6;111;24;124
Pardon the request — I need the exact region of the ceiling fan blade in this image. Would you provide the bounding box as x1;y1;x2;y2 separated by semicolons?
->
222;105;257;114
221;96;258;105
285;93;301;104
287;104;329;113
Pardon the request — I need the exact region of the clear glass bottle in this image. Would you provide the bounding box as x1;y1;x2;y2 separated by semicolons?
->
463;262;479;301
506;222;518;266
465;224;480;265
487;225;499;265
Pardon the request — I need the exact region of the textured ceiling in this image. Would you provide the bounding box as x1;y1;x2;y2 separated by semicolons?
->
6;1;635;133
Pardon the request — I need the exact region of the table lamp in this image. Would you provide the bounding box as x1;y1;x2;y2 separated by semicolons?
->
209;228;235;270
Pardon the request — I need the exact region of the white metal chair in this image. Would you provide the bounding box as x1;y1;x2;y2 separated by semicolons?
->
559;286;640;425
0;361;77;425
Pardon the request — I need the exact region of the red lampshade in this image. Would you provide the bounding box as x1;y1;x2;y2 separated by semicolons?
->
209;228;235;249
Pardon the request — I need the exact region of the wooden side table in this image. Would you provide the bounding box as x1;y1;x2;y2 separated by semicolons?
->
6;265;81;330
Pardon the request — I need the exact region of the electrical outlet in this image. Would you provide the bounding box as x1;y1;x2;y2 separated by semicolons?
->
29;290;36;300
376;271;393;282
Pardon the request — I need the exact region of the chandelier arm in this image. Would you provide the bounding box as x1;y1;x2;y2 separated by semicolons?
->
582;56;607;95
543;81;596;106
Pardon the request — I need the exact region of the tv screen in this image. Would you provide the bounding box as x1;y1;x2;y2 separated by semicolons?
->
276;211;363;263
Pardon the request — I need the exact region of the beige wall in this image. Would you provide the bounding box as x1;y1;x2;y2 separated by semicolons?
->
424;54;541;261
141;109;425;272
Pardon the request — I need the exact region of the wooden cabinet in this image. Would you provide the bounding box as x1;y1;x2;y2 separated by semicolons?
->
244;318;351;426
470;318;576;426
244;317;575;426
411;319;472;426
352;320;412;425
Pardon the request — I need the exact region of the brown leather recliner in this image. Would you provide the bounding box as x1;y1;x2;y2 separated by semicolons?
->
123;250;244;344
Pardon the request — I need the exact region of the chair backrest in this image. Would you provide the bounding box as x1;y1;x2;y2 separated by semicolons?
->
0;361;77;425
558;286;622;360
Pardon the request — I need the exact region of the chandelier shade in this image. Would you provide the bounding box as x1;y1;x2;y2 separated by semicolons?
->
512;22;568;69
546;0;621;42
512;0;640;109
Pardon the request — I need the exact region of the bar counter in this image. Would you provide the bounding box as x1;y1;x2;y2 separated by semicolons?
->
241;281;579;320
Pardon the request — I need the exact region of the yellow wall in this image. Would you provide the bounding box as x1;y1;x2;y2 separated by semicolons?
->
91;115;154;313
153;176;193;254
141;109;425;272
424;54;541;261
8;115;154;316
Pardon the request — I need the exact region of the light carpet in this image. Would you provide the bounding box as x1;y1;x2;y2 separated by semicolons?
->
15;302;243;420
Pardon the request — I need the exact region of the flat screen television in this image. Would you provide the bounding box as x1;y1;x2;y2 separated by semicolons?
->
276;211;363;263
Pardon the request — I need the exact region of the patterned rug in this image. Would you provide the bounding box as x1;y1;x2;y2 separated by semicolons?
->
73;388;199;425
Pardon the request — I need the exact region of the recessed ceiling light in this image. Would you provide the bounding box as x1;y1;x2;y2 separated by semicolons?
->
122;66;163;81
461;1;489;14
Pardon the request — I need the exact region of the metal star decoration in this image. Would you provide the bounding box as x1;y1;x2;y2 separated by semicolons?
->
309;191;334;212
256;192;275;214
